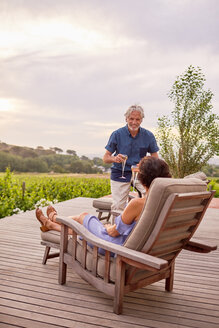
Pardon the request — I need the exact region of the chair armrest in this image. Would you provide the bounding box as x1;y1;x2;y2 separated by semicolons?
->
56;216;168;270
111;210;122;217
183;238;217;253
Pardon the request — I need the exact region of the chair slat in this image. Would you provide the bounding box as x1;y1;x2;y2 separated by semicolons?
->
155;231;191;247
81;239;87;269
92;246;98;276
149;242;183;257
169;205;204;217
176;192;211;200
72;231;77;260
165;217;198;229
164;218;198;231
104;251;110;283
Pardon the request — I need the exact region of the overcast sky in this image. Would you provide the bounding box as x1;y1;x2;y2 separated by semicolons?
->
0;0;218;159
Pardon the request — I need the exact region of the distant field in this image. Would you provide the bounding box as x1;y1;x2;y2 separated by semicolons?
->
0;172;110;178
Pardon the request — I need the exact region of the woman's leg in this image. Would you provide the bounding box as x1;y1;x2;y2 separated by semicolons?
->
46;205;88;225
68;212;89;224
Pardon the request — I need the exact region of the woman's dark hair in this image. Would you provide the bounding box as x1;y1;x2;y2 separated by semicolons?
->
138;156;171;188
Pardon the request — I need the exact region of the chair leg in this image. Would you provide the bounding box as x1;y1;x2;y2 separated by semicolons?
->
58;225;68;285
97;210;111;222
97;211;102;220
113;256;125;314
59;258;67;285
165;261;175;292
106;212;111;222
42;246;51;265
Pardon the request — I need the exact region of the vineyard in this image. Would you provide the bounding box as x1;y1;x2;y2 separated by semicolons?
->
0;168;111;219
1;168;219;219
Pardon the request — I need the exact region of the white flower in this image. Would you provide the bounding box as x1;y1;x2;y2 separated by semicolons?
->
34;198;59;208
12;207;24;214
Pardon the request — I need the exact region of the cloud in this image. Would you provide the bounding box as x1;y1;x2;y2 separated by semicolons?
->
83;121;122;128
0;0;218;162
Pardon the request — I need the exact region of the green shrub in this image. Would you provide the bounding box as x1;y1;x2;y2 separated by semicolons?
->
208;178;219;198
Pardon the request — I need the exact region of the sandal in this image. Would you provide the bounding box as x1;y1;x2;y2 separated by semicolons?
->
47;205;57;222
36;208;49;232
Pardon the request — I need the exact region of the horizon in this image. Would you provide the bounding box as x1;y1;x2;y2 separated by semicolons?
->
1;140;218;165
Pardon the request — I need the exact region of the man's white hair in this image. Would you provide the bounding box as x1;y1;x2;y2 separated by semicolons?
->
124;104;144;119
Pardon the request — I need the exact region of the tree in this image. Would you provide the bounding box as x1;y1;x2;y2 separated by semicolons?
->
24;158;48;172
66;149;77;157
203;164;219;178
69;160;83;173
92;156;111;171
80;155;90;161
52;147;63;154
156;65;219;178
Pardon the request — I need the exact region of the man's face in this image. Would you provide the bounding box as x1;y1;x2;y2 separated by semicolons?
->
126;110;142;132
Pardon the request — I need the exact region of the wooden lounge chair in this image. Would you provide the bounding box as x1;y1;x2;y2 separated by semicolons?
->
40;171;209;264
56;177;217;314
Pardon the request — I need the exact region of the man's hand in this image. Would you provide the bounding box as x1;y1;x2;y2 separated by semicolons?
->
103;150;128;164
114;154;127;163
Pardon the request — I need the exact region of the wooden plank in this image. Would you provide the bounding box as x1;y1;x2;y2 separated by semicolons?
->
0;314;62;328
1;271;218;309
169;205;204;216
92;246;98;275
104;250;110;282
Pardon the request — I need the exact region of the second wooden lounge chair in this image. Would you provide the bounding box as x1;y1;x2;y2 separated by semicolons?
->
56;177;217;314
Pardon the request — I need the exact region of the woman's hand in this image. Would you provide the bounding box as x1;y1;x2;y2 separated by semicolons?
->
106;224;119;237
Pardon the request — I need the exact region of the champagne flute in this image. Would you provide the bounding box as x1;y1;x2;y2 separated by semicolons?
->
119;154;128;179
131;165;139;190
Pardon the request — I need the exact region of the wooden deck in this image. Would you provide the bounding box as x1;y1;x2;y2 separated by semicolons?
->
0;197;218;328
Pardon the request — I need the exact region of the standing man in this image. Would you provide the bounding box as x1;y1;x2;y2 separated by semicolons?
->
103;104;159;212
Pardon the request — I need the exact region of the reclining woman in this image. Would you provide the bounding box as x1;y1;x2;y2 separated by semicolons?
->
36;156;171;251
